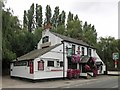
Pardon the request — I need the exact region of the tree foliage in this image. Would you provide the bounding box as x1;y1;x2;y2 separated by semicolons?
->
36;4;42;28
45;5;52;25
52;6;59;28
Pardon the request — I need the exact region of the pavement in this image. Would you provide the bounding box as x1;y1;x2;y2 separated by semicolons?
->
2;75;119;88
107;71;120;76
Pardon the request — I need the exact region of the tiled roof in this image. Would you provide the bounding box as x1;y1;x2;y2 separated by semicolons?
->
51;32;94;48
15;43;62;61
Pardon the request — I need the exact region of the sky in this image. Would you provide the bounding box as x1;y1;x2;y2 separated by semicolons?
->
4;0;119;39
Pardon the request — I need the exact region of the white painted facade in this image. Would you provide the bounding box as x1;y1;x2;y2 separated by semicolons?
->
37;29;62;49
10;29;106;80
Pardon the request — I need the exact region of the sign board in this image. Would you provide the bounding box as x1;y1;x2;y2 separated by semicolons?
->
67;48;72;57
112;52;119;60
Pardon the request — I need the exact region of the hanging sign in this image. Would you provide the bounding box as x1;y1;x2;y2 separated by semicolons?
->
112;52;119;60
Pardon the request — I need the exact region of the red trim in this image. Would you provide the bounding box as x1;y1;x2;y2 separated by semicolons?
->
30;61;34;74
51;69;63;71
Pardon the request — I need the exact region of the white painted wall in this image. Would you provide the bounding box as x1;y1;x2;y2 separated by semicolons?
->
10;63;34;79
37;29;62;49
34;44;64;79
94;52;106;74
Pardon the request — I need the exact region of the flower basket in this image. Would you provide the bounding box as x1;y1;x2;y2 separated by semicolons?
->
84;64;91;71
71;54;81;63
92;68;98;77
67;69;80;79
67;69;73;79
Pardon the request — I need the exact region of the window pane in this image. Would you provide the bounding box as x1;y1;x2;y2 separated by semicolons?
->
48;61;54;67
42;36;49;43
82;47;84;56
72;45;75;55
60;61;63;67
89;49;91;56
38;61;44;70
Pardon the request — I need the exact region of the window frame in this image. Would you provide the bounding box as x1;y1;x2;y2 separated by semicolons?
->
42;36;49;43
72;44;75;55
89;49;92;57
47;61;54;67
38;60;44;71
60;61;63;67
81;47;85;56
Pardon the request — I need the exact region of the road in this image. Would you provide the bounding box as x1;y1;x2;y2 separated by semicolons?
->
2;75;119;88
61;75;119;88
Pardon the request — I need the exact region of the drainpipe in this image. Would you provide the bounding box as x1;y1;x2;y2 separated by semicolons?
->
62;41;65;79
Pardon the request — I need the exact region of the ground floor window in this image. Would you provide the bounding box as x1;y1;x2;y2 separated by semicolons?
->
60;61;63;67
14;61;27;66
47;61;54;67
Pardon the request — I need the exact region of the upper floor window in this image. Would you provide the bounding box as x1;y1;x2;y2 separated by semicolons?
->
72;45;75;55
89;49;92;56
77;46;80;54
81;47;84;56
42;36;49;43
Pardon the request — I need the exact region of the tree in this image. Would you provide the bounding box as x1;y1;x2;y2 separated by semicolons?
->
2;9;19;70
36;4;42;28
52;6;59;28
74;14;79;21
96;37;119;70
61;10;66;25
23;10;28;29
27;3;34;32
83;22;97;46
67;11;73;22
45;5;52;25
66;13;82;39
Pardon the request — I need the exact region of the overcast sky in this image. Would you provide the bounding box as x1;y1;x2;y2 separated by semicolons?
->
5;0;119;39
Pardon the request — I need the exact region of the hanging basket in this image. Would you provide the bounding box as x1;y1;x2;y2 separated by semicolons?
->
71;54;81;63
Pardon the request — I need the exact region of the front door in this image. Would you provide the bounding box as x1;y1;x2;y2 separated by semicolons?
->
67;57;77;69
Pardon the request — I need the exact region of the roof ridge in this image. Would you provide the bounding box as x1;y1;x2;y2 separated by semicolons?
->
51;31;83;41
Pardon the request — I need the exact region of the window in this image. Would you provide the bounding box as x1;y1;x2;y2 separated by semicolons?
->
89;49;92;56
38;60;44;70
81;47;84;56
72;45;75;55
60;61;63;67
47;61;54;67
14;61;27;66
67;48;72;56
42;36;49;43
77;46;80;54
56;61;59;67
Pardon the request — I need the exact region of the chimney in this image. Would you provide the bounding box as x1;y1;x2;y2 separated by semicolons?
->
44;23;52;30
